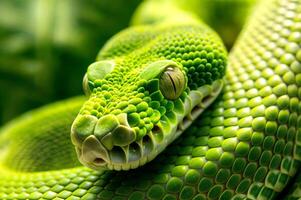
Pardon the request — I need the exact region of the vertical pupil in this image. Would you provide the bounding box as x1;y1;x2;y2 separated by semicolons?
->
166;70;177;95
159;66;185;100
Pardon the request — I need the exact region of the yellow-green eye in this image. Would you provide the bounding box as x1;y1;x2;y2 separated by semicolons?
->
159;67;186;100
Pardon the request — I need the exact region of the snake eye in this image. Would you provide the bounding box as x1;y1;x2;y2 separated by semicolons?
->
159;66;186;100
82;60;115;96
83;74;90;96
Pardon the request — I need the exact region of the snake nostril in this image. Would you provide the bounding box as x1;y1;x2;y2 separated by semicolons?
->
94;157;105;165
80;135;109;169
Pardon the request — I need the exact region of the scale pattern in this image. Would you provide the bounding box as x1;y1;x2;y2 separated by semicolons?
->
0;0;301;199
72;7;227;170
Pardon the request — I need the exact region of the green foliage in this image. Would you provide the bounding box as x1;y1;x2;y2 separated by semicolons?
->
0;0;141;124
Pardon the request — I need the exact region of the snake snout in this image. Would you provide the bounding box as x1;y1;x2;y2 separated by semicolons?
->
71;113;137;169
93;113;136;149
79;135;109;169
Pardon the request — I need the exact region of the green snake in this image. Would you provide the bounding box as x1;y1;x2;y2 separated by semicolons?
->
0;0;301;199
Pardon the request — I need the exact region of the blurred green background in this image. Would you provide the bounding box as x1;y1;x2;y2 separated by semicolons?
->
0;0;142;124
0;0;257;125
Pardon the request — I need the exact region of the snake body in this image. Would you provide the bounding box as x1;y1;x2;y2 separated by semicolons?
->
1;0;301;199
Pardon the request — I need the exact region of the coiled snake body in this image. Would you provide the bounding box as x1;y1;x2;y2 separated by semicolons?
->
1;0;301;199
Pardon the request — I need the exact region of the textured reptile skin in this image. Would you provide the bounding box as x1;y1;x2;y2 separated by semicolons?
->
71;1;227;170
0;0;301;199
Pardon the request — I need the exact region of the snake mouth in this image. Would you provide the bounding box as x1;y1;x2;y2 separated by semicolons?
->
70;110;158;170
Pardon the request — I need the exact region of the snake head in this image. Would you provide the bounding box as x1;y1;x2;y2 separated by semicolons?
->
71;24;227;170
